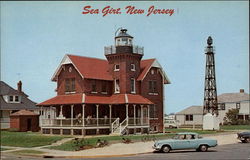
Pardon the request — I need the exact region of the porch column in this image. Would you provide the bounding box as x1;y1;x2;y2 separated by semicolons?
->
140;105;143;125
50;106;52;126
109;105;112;125
40;107;43;127
60;105;63;127
126;104;129;125
71;105;74;127
96;105;99;126
133;105;136;126
82;104;85;127
147;105;150;125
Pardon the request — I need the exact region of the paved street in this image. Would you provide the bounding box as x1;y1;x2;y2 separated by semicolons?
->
1;143;250;160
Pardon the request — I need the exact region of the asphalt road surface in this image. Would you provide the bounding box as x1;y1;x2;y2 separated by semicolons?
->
1;143;250;160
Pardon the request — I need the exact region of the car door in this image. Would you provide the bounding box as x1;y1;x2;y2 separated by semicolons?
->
172;134;190;149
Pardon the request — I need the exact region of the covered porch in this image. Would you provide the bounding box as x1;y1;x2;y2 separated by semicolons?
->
38;93;153;135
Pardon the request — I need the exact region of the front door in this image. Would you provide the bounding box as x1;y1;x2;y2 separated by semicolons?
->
27;118;32;131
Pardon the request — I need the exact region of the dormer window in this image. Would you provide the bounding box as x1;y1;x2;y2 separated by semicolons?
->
131;64;135;71
114;64;120;71
9;96;14;102
15;96;19;102
8;95;20;103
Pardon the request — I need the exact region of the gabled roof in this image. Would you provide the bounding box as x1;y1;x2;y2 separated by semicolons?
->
10;109;39;116
0;81;26;96
52;54;113;81
37;93;153;106
0;81;38;110
176;106;203;115
218;92;250;103
139;59;171;84
51;54;170;84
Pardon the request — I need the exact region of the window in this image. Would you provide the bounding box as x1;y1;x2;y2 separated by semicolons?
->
65;78;76;93
91;81;97;93
101;82;107;93
130;78;135;93
236;103;240;109
114;64;120;71
185;115;193;121
114;79;120;93
14;96;19;102
150;105;158;118
149;81;157;93
220;103;225;110
131;64;135;71
9;96;14;102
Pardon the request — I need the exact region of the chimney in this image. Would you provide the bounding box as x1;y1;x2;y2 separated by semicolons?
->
240;89;244;93
17;81;22;92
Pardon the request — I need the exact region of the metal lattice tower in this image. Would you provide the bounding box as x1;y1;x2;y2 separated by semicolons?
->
203;36;218;116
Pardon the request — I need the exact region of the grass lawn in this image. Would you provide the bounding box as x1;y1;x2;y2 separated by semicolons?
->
1;131;69;147
48;134;174;151
220;125;250;130
165;128;224;134
10;149;45;156
0;147;12;151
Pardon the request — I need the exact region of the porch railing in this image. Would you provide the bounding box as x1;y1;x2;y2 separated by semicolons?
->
111;118;120;133
128;118;149;126
41;118;117;127
120;116;128;135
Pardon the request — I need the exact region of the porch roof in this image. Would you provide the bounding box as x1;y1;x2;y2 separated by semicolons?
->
37;93;153;106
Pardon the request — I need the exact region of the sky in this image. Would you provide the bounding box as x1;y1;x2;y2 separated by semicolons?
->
1;1;249;114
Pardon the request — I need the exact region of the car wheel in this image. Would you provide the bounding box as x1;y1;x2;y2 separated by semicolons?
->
199;145;208;152
162;145;171;153
245;138;250;143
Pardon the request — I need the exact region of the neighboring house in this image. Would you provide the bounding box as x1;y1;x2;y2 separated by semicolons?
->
175;89;250;126
175;106;203;126
0;81;39;129
37;29;170;136
217;89;250;124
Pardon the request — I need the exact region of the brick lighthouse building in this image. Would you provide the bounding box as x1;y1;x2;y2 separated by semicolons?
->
38;29;170;135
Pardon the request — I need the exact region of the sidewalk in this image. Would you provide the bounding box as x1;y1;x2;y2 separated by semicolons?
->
1;132;239;158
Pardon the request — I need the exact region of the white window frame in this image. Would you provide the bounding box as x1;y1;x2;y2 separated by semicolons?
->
114;79;120;93
131;78;136;93
131;64;135;71
114;64;120;71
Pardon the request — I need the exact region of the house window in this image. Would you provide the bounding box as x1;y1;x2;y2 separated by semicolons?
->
131;64;135;71
114;64;120;71
236;103;240;109
220;103;225;110
114;79;120;93
65;78;76;93
130;78;135;93
14;96;19;102
101;82;107;93
150;105;158;118
149;81;157;93
0;110;3;118
91;81;97;93
9;96;14;102
185;115;193;121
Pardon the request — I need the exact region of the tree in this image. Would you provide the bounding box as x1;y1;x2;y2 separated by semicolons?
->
225;108;239;125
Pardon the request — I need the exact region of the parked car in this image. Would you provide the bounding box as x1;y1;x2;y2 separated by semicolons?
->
164;119;180;128
237;131;250;143
153;132;217;153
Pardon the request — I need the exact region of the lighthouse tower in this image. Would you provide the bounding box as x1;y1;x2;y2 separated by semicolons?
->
202;36;220;130
104;28;144;94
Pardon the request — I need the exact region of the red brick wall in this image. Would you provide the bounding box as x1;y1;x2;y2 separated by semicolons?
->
57;64;84;95
106;53;142;94
141;67;164;132
10;117;20;129
10;115;40;132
